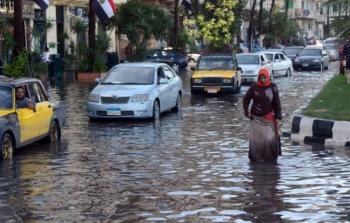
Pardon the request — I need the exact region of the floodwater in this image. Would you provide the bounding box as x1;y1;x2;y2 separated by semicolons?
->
1;63;350;222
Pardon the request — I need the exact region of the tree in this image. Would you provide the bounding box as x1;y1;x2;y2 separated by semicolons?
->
88;0;96;71
172;0;180;50
326;0;350;43
70;17;87;70
248;0;257;51
13;0;25;56
183;0;238;51
114;0;172;60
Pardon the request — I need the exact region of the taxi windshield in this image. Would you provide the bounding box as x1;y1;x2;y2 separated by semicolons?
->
198;57;234;70
0;86;13;109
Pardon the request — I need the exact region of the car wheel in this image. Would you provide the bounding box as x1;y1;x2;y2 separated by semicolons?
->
153;100;160;120
171;63;180;72
286;68;292;77
48;121;61;142
1;133;14;160
174;93;182;112
188;58;195;63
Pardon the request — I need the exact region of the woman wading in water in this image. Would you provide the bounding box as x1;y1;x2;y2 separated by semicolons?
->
243;68;282;163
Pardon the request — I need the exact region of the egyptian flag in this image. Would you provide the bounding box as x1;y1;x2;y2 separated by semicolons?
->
34;0;49;10
92;0;117;22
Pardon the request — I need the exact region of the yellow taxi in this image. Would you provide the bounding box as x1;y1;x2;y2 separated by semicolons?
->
0;77;65;160
191;54;242;94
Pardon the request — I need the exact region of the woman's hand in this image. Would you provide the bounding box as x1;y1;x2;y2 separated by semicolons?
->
244;111;251;119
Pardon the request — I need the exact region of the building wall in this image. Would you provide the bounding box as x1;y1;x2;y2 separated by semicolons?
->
46;5;58;55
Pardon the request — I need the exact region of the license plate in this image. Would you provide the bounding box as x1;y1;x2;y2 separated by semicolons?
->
302;64;309;67
206;86;219;94
107;108;121;116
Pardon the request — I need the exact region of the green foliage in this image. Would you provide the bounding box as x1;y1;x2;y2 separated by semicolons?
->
32;62;48;76
304;75;350;121
70;17;87;71
114;0;172;59
184;0;238;51
175;30;191;53
258;10;300;46
93;32;111;73
0;18;14;63
3;51;29;78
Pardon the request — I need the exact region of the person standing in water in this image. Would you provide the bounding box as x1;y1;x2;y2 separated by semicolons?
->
243;68;282;163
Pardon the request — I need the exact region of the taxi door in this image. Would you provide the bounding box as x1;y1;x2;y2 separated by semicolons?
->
16;85;41;143
29;82;53;136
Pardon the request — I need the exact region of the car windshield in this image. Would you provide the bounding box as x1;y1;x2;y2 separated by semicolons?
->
324;44;336;49
284;48;303;55
0;86;13;109
300;49;321;56
198;57;234;70
101;67;154;85
236;55;260;65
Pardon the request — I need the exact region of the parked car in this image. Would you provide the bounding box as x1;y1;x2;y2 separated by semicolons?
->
236;52;273;84
0;77;65;160
263;51;293;77
323;37;337;45
191;54;242;94
283;46;304;67
187;53;201;63
87;63;183;120
146;50;188;72
324;44;339;61
294;47;330;71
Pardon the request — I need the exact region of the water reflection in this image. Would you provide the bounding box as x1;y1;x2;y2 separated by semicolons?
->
1;65;349;222
244;163;283;222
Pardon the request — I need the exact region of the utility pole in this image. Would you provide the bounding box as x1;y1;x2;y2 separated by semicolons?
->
14;0;25;56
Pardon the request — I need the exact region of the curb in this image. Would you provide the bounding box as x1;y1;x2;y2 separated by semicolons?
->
288;113;350;147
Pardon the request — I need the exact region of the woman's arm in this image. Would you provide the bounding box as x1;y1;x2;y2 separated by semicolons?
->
243;85;254;118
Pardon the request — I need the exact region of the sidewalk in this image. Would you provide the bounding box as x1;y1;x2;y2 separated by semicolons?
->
288;75;350;147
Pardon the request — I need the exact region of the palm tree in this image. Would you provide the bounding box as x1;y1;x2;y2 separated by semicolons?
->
326;0;350;43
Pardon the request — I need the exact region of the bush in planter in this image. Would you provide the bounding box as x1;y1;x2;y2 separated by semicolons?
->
3;51;29;78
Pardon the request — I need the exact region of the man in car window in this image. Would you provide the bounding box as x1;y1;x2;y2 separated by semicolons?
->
16;87;34;109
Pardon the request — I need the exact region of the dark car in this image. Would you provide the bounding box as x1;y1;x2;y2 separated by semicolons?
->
0;77;65;160
283;46;304;67
146;50;188;72
294;47;330;71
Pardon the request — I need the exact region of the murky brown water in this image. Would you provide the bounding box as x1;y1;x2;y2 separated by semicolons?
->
1;63;350;222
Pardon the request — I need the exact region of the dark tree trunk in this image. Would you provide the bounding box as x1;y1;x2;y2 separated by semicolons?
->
285;0;289;17
248;0;257;52
270;0;275;14
258;0;264;38
88;0;96;71
173;0;179;50
14;0;25;56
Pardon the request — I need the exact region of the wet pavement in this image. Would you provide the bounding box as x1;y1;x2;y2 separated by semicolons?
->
1;63;350;222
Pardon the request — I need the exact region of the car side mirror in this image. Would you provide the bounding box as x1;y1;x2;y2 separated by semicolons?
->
191;67;196;71
262;61;267;65
237;67;242;71
94;78;101;84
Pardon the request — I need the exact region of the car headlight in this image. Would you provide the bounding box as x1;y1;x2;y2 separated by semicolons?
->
88;94;100;103
223;78;233;84
193;79;202;84
313;58;321;63
131;94;149;102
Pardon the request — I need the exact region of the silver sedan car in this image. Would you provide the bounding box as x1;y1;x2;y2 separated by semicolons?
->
87;63;183;120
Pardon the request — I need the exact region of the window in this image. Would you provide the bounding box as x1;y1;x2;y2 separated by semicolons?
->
260;55;265;63
163;66;175;79
29;83;48;103
274;54;280;61
157;67;166;82
0;86;13;109
279;54;286;60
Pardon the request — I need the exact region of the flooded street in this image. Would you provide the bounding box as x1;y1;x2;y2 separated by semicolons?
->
1;63;350;222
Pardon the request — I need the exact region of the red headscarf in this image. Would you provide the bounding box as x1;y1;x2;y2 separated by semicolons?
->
257;67;272;87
